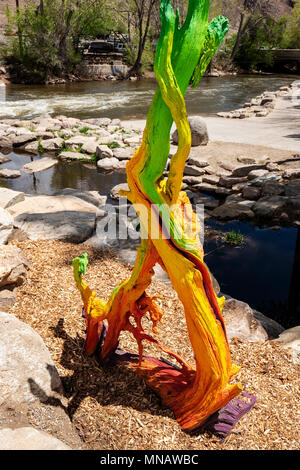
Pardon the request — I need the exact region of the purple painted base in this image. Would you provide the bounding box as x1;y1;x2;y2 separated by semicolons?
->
93;322;256;439
198;393;256;439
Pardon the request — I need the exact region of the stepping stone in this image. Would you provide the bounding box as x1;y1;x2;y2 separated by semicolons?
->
22;158;58;173
0;169;21;179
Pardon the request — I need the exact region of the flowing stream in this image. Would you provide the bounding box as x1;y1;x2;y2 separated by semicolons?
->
0;74;299;327
0;74;296;120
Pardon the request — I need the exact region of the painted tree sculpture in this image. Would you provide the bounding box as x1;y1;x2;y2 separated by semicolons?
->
73;0;255;436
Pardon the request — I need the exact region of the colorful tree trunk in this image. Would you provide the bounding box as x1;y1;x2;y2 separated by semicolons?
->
73;0;250;433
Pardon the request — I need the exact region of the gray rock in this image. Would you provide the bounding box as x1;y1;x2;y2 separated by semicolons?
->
211;202;254;221
0;312;84;449
110;183;130;201
173;116;209;146
251;173;281;187
248;169;269;180
184;165;205;177
59;151;91;161
202;175;220;185
22;158;58;174
222;298;268;343
182;175;203;185
194;183;218;194
237;156;257;164
96;145;114;159
215;187;234;196
0;169;21;179
123;135;141;145
0;245;30;288
0;136;12;149
97;157;120;172
65;135;96;148
242;185;261;200
24;141;39;154
113;148;132;160
0;207;14;245
81;140;98;154
252;310;284;340
261;181;284;196
0;188;25;209
232;164;267;177
188;155;209;168
285;179;300;197
219;176;247;188
0;289;17;311
40;137;63;152
193;196;219;209
8;195;99;243
273;326;300;364
53;188;107;207
85;117;111;127
11;134;37;148
0;154;11;164
0;427;71;450
266;162;280;172
253;196;288;218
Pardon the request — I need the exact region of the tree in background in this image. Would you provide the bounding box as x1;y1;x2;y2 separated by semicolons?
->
230;0;271;61
5;0;114;80
127;0;159;77
284;0;300;48
234;15;288;70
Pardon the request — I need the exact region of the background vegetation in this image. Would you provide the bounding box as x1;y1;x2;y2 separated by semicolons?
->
0;0;299;82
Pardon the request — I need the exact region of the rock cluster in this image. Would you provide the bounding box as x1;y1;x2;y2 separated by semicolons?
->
217;82;298;120
0;115;142;174
181;154;300;227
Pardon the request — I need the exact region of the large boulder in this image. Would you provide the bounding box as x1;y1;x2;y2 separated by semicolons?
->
7;195;100;243
172;116;209;147
0;208;14;245
0;312;84;449
222;298;268;343
273;326;300;364
0;427;71;450
53;188;107;207
0;312;62;405
0;245;30;288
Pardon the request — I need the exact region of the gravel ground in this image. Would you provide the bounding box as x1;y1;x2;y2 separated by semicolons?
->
9;239;300;450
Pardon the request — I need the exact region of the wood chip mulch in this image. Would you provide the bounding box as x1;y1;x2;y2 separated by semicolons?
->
9;239;300;450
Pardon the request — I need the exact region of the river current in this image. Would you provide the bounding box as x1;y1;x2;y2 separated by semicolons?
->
0;74;296;120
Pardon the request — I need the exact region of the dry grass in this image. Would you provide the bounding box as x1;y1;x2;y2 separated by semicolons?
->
9;239;300;450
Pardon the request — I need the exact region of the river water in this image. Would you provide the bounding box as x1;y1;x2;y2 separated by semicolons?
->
0;74;296;120
0;75;299;328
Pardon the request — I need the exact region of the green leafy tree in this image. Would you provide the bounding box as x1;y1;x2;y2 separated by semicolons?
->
234;15;287;69
283;0;300;48
5;0;115;79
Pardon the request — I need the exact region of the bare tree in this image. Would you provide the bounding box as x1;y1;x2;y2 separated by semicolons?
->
230;0;272;60
127;0;159;77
